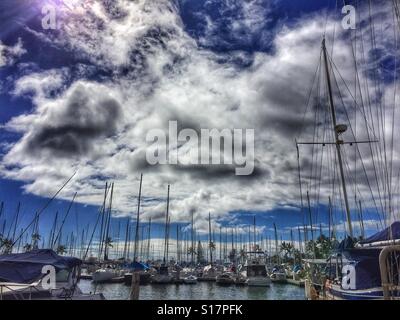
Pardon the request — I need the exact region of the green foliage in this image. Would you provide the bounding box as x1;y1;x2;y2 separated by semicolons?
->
56;245;66;255
23;243;32;252
305;234;334;259
0;237;13;254
280;242;294;260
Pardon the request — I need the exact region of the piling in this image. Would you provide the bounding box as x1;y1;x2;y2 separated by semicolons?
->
130;272;140;300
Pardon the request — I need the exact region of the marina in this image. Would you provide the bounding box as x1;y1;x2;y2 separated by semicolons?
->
1;0;400;303
78;279;305;301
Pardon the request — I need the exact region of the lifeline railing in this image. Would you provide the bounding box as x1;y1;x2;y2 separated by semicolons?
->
0;281;41;300
379;245;400;300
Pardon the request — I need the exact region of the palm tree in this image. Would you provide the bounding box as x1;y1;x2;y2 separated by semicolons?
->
56;245;66;255
209;241;216;251
32;233;41;249
280;242;294;261
23;243;32;252
0;238;13;254
105;236;113;248
239;248;246;263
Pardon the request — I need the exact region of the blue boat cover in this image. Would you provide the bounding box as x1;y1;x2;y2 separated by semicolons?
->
0;249;82;283
340;248;382;290
360;221;400;244
124;261;149;271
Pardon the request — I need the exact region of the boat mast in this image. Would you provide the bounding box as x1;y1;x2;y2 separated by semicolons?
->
191;210;194;265
163;185;170;264
208;212;213;265
322;38;353;238
147;218;151;261
104;183;114;261
133;174;143;262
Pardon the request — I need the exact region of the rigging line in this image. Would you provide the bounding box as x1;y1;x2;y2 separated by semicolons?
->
376;18;392;223
389;6;399;223
356;4;386;197
6;171;77;249
52;192;78;248
341;144;384;229
98;182;111;260
315;82;332;224
83;183;111;261
328;54;386;218
368;0;389;218
310;58;324;209
328;54;377;139
297;52;323;140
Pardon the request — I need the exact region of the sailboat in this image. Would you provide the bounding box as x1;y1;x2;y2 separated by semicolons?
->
299;35;400;300
0;249;104;300
151;185;173;284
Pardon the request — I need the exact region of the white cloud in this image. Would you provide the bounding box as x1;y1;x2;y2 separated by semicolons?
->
1;0;399;233
0;38;26;67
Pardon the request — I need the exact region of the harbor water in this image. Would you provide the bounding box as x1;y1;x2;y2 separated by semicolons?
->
78;280;306;300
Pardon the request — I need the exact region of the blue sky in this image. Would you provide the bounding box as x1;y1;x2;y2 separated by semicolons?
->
0;0;395;252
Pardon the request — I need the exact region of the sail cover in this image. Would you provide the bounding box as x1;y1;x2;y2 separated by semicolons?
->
125;261;149;270
360;221;400;244
341;249;382;290
0;249;82;283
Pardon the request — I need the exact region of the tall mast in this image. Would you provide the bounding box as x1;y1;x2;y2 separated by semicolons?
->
147;218;151;261
133;174;143;262
208;212;213;265
176;225;179;264
191;210;194;265
253;216;256;252
322;38;353;238
273;223;278;256
163;185;170;264
104;183;114;261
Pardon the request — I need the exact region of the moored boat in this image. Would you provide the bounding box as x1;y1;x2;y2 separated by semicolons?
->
243;257;271;287
183;275;198;284
216;272;235;285
0;249;105;300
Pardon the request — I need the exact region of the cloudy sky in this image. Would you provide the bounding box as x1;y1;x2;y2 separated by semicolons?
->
0;0;398;248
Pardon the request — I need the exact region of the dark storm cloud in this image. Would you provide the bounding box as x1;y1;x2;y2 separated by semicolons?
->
129;146;269;181
170;162;268;181
25;85;121;157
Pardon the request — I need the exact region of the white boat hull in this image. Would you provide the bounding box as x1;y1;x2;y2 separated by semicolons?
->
92;269;119;283
246;277;271;287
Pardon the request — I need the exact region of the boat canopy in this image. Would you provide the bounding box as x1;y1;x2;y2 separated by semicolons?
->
359;221;400;244
0;249;82;284
338;248;382;290
125;261;149;271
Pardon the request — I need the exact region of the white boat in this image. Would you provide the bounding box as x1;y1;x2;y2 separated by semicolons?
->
270;266;287;283
216;272;235;285
0;249;105;300
183;275;198;284
243;258;271;287
199;265;218;281
270;272;287;283
92;268;121;283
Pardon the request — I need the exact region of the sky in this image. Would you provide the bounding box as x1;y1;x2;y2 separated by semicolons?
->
0;0;398;252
